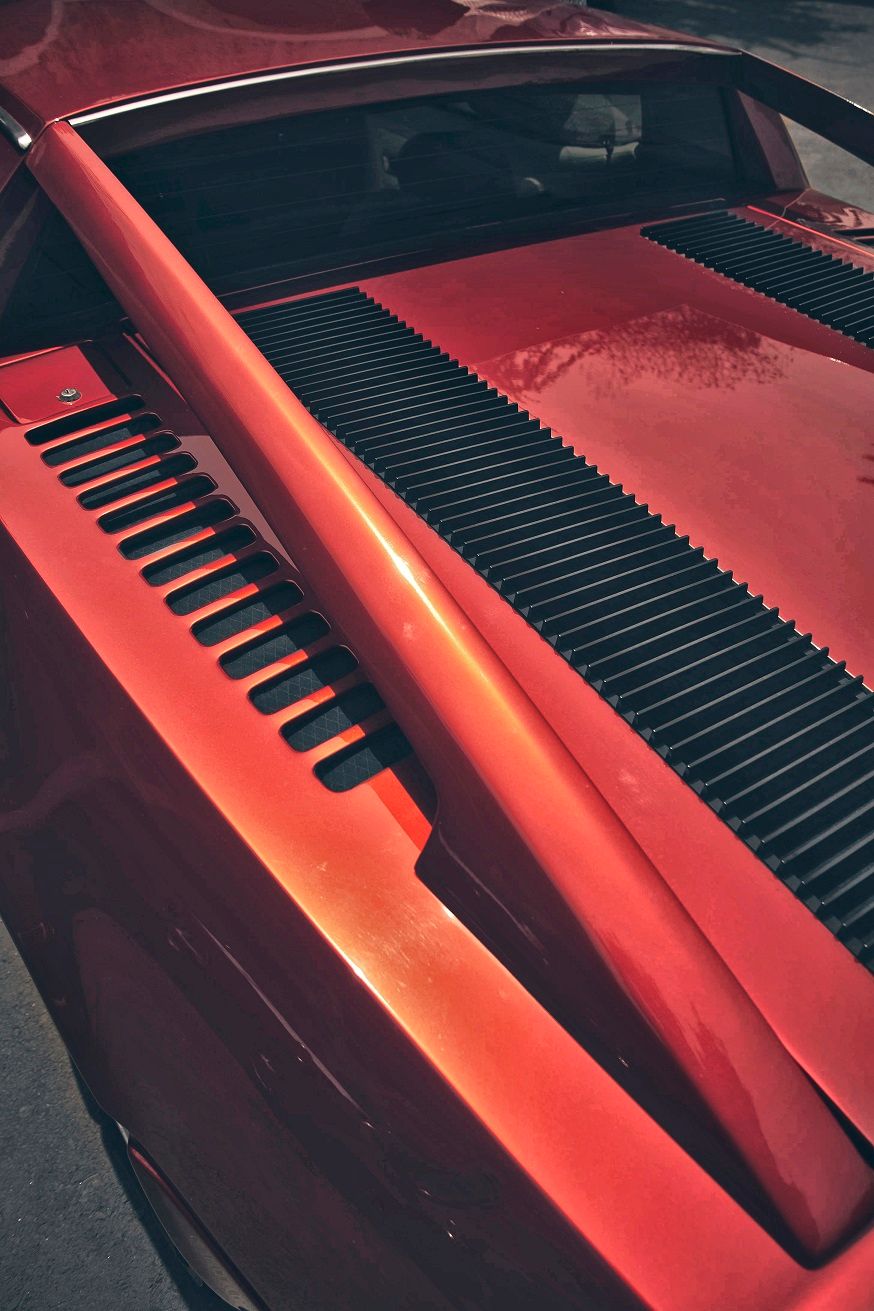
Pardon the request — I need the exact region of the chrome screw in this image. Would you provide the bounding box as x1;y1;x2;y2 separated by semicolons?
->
58;387;81;403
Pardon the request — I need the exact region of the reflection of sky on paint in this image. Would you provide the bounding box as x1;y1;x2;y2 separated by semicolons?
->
479;306;874;678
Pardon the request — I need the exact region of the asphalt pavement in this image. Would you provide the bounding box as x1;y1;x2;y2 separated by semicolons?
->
2;4;873;1310
0;925;224;1311
614;0;874;209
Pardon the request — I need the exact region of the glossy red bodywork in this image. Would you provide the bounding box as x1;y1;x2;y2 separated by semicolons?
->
1;7;874;1309
0;0;720;137
350;216;874;1140
1;300;873;1311
31;119;874;1257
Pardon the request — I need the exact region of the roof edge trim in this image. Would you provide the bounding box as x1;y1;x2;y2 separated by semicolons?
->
67;42;738;129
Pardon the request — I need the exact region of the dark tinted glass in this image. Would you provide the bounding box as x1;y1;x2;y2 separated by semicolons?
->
0;81;743;355
112;82;739;289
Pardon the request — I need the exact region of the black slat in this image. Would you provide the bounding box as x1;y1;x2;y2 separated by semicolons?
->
241;288;874;970
119;500;237;559
219;613;330;678
141;525;257;583
165;552;278;615
25;393;413;793
250;647;358;713
641;210;874;347
59;432;180;486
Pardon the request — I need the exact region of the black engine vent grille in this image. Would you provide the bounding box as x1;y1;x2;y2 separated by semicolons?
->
25;394;413;794
240;288;874;971
641;210;874;347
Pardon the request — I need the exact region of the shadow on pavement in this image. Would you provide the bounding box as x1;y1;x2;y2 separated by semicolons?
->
70;1064;230;1311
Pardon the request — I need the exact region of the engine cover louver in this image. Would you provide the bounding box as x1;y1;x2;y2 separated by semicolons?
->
241;288;874;971
25;396;412;793
642;211;874;346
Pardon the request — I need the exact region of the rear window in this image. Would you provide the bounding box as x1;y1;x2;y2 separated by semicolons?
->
0;80;748;356
111;81;741;290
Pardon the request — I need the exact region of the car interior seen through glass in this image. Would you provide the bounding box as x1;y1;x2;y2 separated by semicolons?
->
111;82;740;288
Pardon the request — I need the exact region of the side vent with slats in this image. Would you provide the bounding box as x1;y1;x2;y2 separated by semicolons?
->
25;397;413;793
641;210;874;347
240;288;874;971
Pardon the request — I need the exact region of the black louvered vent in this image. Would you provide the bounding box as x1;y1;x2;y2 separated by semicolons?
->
25;396;413;793
642;210;874;346
241;288;874;971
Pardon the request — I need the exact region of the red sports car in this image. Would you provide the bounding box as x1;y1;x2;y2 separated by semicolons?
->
1;3;873;1308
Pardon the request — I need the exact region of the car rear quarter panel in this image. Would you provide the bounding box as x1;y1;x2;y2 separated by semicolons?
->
0;352;632;1311
3;60;874;1309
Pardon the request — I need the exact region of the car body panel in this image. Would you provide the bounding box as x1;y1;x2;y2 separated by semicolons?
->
4;319;874;1311
354;217;874;679
0;333;822;1311
1;7;874;1308
343;222;874;1145
32;122;874;1264
0;0;721;137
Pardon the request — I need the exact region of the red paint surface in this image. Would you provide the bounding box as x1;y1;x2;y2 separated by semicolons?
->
0;343;125;422
349;213;874;1154
0;24;873;1308
360;217;874;680
0;334;820;1311
0;0;715;135
30;121;874;1264
0;299;871;1311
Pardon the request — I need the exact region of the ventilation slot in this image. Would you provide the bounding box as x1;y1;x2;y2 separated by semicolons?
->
25;396;144;445
25;397;415;794
120;501;237;560
192;582;303;646
220;614;330;679
165;553;279;615
42;414;160;466
250;648;358;713
239;287;874;970
60;433;179;486
282;684;384;751
80;453;199;509
142;526;257;584
316;724;413;792
641;211;874;347
97;475;217;532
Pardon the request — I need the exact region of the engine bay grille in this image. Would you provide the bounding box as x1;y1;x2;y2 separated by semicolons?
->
641;210;874;347
241;287;874;971
25;395;412;793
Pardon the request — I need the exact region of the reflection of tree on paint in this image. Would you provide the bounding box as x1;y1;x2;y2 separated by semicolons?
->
151;0;600;41
780;191;874;240
0;0;63;78
862;448;874;488
362;0;596;39
361;0;466;35
488;305;785;402
147;0;367;38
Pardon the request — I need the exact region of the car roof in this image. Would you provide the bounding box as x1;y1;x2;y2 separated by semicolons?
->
0;1;727;138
